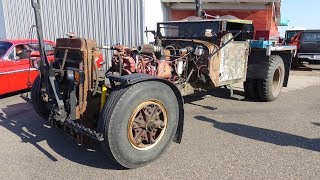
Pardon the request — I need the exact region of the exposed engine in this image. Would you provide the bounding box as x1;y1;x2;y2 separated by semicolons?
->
108;43;211;85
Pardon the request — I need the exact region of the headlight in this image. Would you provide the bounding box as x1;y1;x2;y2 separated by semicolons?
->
66;68;85;84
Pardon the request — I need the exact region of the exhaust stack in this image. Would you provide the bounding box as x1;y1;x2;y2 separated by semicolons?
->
31;0;49;68
195;0;205;18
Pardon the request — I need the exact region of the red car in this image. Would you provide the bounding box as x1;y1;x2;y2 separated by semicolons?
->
0;39;55;95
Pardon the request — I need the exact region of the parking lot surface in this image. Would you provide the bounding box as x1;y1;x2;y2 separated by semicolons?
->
1;64;320;179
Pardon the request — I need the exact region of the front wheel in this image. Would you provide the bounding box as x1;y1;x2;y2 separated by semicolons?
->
31;75;49;119
99;81;179;169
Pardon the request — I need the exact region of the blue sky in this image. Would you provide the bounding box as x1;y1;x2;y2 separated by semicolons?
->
279;0;320;36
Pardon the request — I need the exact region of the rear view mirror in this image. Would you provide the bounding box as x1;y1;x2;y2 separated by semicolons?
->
46;50;54;56
30;51;40;57
30;50;54;57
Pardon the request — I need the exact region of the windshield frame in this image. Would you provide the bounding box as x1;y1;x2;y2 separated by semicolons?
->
157;21;221;40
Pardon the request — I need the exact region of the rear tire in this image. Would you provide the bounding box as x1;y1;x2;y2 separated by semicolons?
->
243;79;258;100
98;81;179;169
31;75;49;119
257;55;285;102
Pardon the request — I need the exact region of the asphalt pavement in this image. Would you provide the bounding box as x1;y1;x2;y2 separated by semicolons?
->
1;64;320;179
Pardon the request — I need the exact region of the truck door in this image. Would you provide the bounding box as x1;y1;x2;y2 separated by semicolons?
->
218;34;250;86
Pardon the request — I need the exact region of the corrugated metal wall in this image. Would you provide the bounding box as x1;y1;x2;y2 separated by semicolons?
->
0;0;5;38
1;0;144;60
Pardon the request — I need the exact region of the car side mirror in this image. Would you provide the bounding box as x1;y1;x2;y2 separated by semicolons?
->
30;51;40;57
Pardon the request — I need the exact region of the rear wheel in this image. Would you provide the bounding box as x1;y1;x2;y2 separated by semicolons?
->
257;55;285;102
31;75;49;119
243;79;258;100
99;81;179;169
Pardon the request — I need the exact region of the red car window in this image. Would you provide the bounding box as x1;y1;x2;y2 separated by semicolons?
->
0;41;13;58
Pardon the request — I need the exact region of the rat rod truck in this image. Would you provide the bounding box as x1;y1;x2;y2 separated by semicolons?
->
30;0;296;168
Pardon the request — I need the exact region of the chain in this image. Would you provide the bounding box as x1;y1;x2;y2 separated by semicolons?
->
65;118;104;141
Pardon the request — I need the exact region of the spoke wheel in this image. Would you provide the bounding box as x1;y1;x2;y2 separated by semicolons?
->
99;81;180;169
128;100;168;150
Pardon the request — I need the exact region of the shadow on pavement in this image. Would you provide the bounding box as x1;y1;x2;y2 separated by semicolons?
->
291;63;312;71
0;89;30;100
309;68;320;71
292;63;320;71
194;116;320;152
311;122;320;127
183;87;255;105
0;102;121;170
188;102;218;111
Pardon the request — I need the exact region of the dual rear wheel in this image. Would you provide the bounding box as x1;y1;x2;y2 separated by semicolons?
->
244;55;285;102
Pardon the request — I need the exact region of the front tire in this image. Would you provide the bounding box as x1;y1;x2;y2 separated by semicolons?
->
31;75;49;119
99;81;179;169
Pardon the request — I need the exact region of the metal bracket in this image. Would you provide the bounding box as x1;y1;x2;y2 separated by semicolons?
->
49;76;67;122
266;45;297;56
229;84;234;97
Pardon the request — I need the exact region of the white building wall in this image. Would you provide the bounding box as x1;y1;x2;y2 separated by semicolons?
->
1;0;144;63
0;0;5;38
1;0;169;45
144;0;168;43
